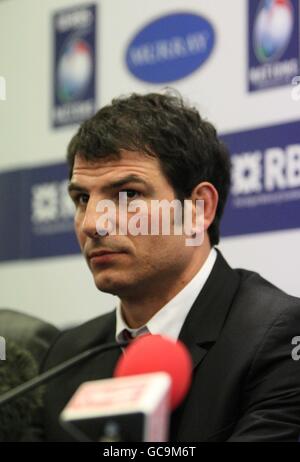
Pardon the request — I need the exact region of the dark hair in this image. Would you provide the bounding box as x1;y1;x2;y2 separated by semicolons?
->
67;91;231;245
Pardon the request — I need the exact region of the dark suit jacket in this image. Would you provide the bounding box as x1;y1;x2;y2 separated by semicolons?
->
42;251;300;441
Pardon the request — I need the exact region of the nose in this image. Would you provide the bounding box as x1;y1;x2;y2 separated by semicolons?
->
81;197;117;238
81;198;102;239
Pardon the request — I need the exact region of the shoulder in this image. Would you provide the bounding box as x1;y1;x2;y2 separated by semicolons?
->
213;250;300;328
235;268;299;313
228;267;300;338
43;310;116;369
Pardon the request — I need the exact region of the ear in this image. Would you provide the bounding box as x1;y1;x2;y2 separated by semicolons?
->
190;182;219;232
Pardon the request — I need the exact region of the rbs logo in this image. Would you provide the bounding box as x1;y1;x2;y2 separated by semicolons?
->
231;144;300;196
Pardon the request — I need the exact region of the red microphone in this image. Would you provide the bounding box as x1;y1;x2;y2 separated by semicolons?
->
114;334;192;410
61;335;192;441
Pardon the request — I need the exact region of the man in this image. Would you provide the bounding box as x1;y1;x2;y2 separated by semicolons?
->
42;92;300;441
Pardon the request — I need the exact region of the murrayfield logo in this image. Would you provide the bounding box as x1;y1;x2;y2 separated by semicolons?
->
94;193;204;247
125;12;215;84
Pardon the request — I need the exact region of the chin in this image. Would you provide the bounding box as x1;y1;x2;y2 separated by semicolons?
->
93;274;130;296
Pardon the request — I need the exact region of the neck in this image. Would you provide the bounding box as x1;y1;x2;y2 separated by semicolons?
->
120;244;212;329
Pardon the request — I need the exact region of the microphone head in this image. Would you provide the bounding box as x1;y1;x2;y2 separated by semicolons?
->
114;335;192;410
0;341;42;442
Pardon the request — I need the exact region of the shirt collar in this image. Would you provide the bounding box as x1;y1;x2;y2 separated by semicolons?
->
115;247;217;343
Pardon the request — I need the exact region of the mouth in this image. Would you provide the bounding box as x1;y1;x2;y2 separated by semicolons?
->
88;250;127;265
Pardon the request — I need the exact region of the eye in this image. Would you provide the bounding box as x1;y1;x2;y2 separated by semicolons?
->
73;193;89;206
120;189;140;199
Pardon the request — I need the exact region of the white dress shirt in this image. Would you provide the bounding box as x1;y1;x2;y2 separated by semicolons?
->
115;247;217;343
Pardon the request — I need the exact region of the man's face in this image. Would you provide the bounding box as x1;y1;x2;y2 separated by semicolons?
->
69;150;197;299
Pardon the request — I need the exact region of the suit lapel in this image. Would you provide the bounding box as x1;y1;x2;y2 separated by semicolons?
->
85;313;122;380
178;250;241;370
170;250;241;440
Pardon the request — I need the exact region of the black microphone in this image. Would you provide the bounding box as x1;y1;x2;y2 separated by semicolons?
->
0;340;42;442
0;341;127;409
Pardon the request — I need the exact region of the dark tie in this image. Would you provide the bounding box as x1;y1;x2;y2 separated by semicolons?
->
122;328;150;344
122;329;135;343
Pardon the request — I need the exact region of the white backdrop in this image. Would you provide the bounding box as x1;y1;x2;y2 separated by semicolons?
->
0;0;299;327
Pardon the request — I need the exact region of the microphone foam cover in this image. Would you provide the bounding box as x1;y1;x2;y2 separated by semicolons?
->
114;334;192;410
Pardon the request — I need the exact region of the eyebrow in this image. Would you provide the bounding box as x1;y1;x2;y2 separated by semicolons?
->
68;183;88;194
68;174;153;194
